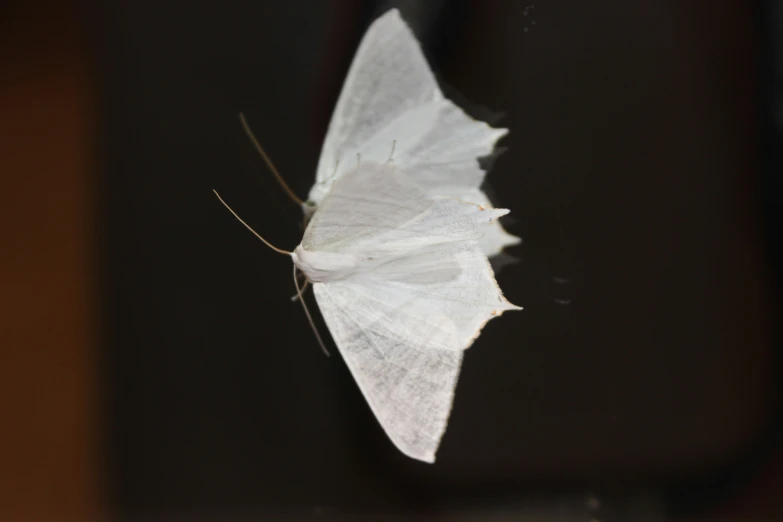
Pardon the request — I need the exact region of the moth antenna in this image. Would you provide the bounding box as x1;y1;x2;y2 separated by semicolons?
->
387;140;396;162
213;190;292;256
332;158;340;177
293;265;330;356
239;112;304;206
290;278;309;301
356;152;361;167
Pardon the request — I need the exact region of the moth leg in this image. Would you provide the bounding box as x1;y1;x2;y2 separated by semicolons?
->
331;158;340;178
290;267;310;301
290;278;310;301
291;265;329;356
386;139;397;163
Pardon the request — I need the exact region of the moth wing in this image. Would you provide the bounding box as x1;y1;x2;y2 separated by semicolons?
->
311;9;507;210
303;162;509;258
314;8;440;189
431;186;521;258
313;243;518;462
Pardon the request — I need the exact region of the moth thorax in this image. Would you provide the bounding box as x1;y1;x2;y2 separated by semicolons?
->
292;246;358;283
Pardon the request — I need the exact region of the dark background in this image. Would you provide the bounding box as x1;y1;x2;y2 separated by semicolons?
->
1;0;781;520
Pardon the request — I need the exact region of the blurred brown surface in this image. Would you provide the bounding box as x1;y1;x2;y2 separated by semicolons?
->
0;2;98;520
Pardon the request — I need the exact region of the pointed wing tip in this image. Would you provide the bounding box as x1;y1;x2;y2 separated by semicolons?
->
492;225;522;251
379;7;403;24
488;207;510;219
501;235;523;250
494;301;522;314
412;450;437;464
494;127;509;140
392;440;438;464
370;9;408;38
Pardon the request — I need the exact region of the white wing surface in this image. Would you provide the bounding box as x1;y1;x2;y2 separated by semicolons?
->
432;186;522;257
309;9;517;257
298;162;519;461
313;283;462;463
303;163;508;257
313;242;517;462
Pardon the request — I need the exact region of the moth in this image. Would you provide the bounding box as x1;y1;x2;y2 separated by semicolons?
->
217;8;520;462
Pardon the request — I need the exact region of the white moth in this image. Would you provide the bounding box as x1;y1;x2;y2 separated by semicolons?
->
217;8;520;463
